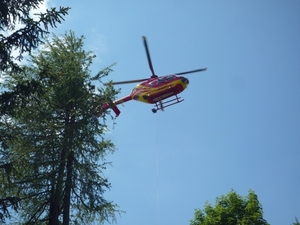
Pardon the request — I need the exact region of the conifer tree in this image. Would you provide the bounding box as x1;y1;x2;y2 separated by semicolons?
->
0;0;70;72
292;217;300;225
0;31;120;224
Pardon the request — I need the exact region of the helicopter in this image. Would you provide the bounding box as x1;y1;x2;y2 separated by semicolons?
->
96;36;207;117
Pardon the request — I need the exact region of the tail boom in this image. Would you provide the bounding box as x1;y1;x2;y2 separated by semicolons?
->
95;95;132;118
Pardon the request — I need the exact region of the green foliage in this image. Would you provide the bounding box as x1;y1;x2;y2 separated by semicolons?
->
0;31;120;224
190;190;270;225
292;217;300;225
0;0;70;72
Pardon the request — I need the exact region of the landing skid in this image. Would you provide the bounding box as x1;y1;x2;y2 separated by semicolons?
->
151;95;184;113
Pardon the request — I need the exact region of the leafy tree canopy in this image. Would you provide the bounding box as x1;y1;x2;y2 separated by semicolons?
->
190;190;270;225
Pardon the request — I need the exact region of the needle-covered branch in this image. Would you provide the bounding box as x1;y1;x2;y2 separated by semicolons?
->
0;0;70;72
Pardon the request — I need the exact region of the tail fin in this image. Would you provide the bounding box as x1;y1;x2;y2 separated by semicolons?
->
95;102;121;118
111;103;121;117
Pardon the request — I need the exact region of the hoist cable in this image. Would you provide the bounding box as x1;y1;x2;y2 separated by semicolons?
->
155;113;160;225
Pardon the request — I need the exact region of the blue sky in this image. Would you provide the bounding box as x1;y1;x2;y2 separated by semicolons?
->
47;1;300;224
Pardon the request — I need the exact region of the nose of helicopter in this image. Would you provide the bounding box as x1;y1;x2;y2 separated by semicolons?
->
180;76;189;85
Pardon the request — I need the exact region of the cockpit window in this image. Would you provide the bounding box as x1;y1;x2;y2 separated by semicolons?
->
148;75;176;86
158;75;175;83
166;75;175;81
158;77;165;83
149;80;157;86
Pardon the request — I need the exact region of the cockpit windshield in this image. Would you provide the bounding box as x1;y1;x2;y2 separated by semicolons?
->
147;75;176;87
165;75;176;81
149;80;157;86
158;75;176;83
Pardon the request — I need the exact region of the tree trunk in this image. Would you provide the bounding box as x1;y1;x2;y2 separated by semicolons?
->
49;113;71;224
63;150;74;225
49;200;60;225
63;114;75;225
49;154;66;225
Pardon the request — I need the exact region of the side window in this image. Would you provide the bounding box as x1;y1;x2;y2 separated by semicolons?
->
158;77;165;83
166;75;174;81
150;81;157;86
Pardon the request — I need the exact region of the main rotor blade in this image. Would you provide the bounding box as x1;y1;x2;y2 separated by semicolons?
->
143;36;156;77
175;68;207;75
104;78;149;86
